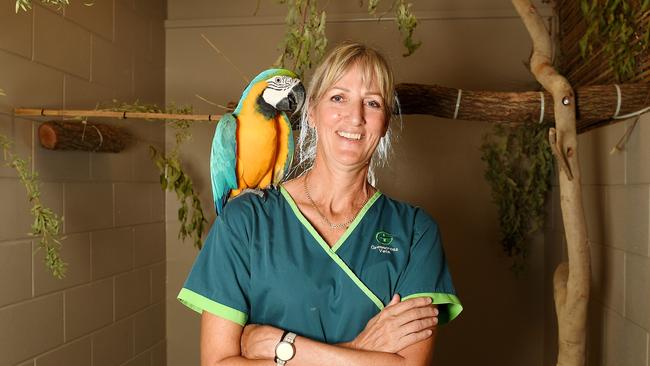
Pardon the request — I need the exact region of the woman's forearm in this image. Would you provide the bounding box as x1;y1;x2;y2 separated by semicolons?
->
203;300;435;366
213;344;405;366
289;335;407;366
211;356;274;366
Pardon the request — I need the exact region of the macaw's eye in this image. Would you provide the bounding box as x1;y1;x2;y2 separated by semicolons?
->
275;77;282;83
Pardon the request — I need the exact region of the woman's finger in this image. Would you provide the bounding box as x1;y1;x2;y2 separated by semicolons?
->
399;316;438;336
387;294;400;306
385;296;432;316
398;328;434;350
396;304;438;326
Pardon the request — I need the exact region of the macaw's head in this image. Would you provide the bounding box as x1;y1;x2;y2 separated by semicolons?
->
235;69;305;119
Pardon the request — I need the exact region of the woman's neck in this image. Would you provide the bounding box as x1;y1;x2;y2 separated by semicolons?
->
304;158;375;215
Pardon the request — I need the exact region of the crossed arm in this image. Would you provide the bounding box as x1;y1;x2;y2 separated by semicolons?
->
201;295;439;366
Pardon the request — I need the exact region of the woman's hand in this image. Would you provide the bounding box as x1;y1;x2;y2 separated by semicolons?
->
240;324;283;360
347;294;438;354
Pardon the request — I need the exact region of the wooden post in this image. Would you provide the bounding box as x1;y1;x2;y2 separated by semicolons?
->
512;1;591;365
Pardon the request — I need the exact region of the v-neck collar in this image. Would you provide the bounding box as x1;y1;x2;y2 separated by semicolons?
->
279;185;382;253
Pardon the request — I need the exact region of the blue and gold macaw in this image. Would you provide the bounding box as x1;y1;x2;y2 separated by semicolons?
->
210;69;305;215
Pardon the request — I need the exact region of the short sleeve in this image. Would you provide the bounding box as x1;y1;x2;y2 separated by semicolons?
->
395;212;463;325
177;209;251;326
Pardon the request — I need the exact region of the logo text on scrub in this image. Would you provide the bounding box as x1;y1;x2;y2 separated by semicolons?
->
372;231;398;254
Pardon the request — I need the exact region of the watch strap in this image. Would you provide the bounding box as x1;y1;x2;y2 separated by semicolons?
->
279;330;290;343
284;332;296;344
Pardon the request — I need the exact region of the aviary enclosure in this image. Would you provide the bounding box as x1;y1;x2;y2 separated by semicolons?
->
0;0;648;365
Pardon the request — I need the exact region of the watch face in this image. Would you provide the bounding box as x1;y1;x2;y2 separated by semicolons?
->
276;341;295;361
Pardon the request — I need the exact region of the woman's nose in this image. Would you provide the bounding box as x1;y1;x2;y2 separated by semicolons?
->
347;101;364;125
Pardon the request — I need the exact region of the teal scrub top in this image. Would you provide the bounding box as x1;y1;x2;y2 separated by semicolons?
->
178;187;462;344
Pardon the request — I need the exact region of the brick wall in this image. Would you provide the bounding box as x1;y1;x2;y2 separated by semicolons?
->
544;117;650;365
0;1;166;365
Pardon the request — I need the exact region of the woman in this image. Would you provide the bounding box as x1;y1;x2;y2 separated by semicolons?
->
179;42;462;365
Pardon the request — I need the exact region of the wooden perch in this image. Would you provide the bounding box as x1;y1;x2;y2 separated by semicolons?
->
15;108;221;122
39;121;131;153
396;82;650;132
16;82;650;134
512;1;590;366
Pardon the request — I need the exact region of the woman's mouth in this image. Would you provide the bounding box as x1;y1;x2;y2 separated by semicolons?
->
337;131;362;140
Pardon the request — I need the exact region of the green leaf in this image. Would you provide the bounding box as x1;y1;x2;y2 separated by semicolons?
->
581;0;590;16
368;0;380;14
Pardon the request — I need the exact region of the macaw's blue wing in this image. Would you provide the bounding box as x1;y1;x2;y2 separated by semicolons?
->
272;112;295;185
210;113;238;215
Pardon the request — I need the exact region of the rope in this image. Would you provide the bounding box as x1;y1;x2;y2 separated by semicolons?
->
613;84;622;118
613;106;650;120
453;89;462;120
80;120;103;149
91;125;103;148
609;84;650;120
81;120;87;141
539;92;545;124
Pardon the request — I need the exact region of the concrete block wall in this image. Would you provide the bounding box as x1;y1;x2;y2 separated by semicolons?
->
0;1;166;365
166;1;552;365
544;117;650;365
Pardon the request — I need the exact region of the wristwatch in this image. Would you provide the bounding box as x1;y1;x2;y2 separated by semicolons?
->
274;331;296;365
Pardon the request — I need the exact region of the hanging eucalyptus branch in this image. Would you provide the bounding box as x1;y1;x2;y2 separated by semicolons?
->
0;134;66;278
579;0;650;81
480;122;554;272
274;0;421;76
275;0;328;77
15;0;70;13
394;0;421;56
100;101;208;249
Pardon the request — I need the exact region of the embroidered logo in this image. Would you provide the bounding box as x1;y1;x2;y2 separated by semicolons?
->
375;231;394;245
371;231;399;254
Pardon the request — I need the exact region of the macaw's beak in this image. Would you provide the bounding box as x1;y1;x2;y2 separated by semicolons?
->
276;82;305;114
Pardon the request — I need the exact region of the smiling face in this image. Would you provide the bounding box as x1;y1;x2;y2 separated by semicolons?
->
310;62;388;171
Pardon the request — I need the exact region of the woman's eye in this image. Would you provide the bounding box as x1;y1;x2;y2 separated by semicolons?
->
367;100;382;109
331;95;343;102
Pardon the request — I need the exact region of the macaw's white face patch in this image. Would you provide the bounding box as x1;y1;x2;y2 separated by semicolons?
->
262;75;301;107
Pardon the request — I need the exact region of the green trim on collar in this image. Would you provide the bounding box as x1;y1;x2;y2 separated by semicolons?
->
402;292;463;325
279;186;385;311
178;288;248;326
331;191;382;253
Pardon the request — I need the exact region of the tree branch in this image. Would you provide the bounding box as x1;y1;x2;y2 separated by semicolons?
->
512;1;591;365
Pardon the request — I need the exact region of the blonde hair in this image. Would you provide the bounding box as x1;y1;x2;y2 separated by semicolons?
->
296;42;400;184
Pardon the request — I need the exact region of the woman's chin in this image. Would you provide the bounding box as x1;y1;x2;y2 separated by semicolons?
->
330;152;371;169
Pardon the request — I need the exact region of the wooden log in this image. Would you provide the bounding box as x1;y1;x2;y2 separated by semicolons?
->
38;121;131;153
395;82;650;133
